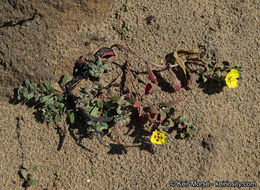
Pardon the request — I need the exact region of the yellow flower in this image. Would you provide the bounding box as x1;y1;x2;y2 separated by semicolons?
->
225;69;239;88
150;130;167;144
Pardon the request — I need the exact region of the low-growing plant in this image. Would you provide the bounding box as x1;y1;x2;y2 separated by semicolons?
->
53;172;62;188
19;166;38;189
14;44;242;150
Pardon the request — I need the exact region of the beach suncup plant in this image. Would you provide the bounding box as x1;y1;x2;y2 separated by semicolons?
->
14;44;242;150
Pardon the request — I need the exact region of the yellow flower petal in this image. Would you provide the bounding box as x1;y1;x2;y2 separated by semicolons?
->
150;130;168;144
228;69;239;78
227;78;238;88
225;69;239;88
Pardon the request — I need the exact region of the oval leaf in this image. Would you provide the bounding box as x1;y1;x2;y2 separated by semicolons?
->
62;74;69;87
69;112;75;124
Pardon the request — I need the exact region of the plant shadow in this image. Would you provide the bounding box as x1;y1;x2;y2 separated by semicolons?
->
198;78;225;95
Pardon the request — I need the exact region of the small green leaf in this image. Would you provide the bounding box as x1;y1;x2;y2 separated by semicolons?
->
19;169;28;179
55;173;62;180
166;119;174;128
28;179;38;186
96;122;108;132
33;165;39;171
34;92;40;101
89;54;96;62
39;84;47;92
68;112;75;124
57;93;63;102
180;133;186;139
40;95;50;103
188;126;196;134
111;96;120;102
54;114;60;122
25;79;30;88
45;97;54;105
30;83;37;91
55;102;64;110
97;99;103;109
44;81;56;93
49;104;59;112
28;173;35;180
27;92;34;100
202;75;207;82
116;107;123;115
62;74;69;88
103;65;110;70
90;106;99;117
179;115;187;123
97;57;102;66
187;120;193;127
22;89;28;98
87;121;94;125
159;111;166;121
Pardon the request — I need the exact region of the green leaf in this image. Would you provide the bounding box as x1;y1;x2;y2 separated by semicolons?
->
45;97;54;105
28;179;38;186
39;84;47;92
27;92;34;100
57;93;63;102
55;173;62;180
40;95;50;103
44;81;56;93
202;75;207;82
111;96;120;102
87;121;94;126
54;114;60;122
116;107;123;115
30;83;37;91
179;115;187;123
97;57;102;66
49;104;59;112
97;99;103;109
166;119;174;128
19;169;28;179
187;120;193;127
22;89;28;98
90;106;99;117
28;174;35;180
32;165;39;171
25;79;30;88
89;54;96;62
103;65;110;71
68;112;75;124
62;74;69;88
55;102;64;110
180;133;186;139
96;122;108;132
34;92;40;101
188;126;196;134
17;95;21;100
159;111;166;121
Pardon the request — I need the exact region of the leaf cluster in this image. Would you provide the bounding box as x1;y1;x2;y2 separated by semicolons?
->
196;61;243;84
177;115;196;139
19;166;38;188
16;79;65;123
78;54;110;79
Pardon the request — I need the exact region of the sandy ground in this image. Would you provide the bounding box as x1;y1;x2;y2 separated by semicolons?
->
0;0;259;189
